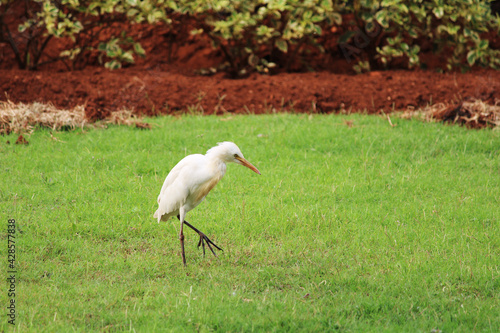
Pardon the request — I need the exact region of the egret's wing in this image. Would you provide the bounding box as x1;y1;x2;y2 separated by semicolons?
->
157;154;203;204
155;177;189;221
155;154;207;222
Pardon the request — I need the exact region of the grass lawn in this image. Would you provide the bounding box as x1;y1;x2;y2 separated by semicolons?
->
1;114;499;332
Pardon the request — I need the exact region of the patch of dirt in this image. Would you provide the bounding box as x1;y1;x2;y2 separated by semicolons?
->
1;68;499;119
15;134;28;145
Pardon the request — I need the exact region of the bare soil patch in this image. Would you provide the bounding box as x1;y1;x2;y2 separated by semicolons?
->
1;67;499;120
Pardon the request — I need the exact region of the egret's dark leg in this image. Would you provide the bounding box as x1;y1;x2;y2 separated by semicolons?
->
184;220;223;257
179;221;187;266
177;215;223;257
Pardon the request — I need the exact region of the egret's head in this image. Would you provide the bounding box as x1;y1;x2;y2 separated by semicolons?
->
207;142;261;175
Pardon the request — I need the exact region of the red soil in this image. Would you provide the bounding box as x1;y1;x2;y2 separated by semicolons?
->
1;67;499;120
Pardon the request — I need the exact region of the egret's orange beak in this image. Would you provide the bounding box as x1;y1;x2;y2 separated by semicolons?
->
236;156;261;175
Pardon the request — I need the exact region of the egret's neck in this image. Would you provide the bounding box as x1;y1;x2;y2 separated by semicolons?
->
206;152;227;178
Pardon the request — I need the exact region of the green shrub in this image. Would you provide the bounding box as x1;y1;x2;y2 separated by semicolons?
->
341;0;500;71
0;0;51;69
0;0;169;69
96;32;146;69
45;0;171;69
1;0;499;72
179;0;342;75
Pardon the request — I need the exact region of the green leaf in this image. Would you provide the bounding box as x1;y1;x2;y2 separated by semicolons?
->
375;11;389;28
97;43;107;52
121;51;135;63
312;24;322;35
398;4;409;14
433;7;444;19
133;43;146;57
311;15;323;23
467;50;477;65
105;60;122;70
303;10;313;21
338;30;357;44
331;12;342;25
248;54;259;67
190;29;203;36
436;25;447;35
447;24;460;35
107;50;118;58
408;27;418;38
127;8;139;17
275;39;288;53
478;39;489;49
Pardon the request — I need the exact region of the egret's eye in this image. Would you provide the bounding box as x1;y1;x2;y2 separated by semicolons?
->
234;154;238;158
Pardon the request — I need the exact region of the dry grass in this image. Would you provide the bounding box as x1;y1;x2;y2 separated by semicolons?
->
104;108;152;129
0;100;150;135
3;99;498;134
0;100;86;135
401;100;500;129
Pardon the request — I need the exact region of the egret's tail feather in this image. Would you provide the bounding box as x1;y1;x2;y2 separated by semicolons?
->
153;209;162;223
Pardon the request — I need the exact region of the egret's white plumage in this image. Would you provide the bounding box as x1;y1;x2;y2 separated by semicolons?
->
154;141;260;265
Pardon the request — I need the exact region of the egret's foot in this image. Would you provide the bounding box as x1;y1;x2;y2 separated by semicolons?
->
179;219;223;258
195;231;223;257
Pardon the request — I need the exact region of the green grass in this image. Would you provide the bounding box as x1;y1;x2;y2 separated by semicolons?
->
1;114;499;332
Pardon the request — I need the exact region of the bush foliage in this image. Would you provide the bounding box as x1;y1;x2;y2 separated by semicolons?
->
343;0;500;71
0;0;499;72
179;0;341;75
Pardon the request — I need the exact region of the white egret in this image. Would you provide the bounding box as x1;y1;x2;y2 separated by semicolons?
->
154;141;260;266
